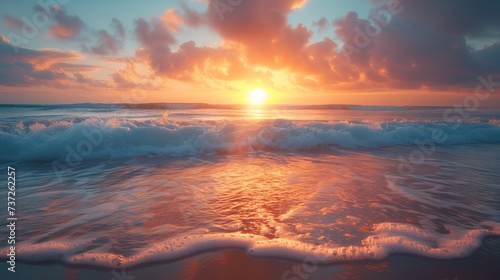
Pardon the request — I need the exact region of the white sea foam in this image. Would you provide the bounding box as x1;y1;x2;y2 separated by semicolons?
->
1;118;499;162
5;221;499;268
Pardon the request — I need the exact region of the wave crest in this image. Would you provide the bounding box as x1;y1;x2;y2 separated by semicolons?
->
1;118;500;162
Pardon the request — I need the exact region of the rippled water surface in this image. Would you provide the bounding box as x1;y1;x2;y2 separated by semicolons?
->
0;105;499;267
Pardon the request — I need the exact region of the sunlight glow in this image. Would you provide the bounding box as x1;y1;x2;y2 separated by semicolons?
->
248;88;267;105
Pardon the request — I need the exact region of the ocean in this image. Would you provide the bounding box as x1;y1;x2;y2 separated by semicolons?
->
0;104;499;277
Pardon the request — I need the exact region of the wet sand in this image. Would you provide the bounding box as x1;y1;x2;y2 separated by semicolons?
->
2;236;499;280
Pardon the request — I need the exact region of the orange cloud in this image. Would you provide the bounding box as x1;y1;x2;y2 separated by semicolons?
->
161;8;184;32
0;39;114;89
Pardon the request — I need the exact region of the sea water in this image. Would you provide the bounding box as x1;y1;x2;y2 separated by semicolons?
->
0;104;499;268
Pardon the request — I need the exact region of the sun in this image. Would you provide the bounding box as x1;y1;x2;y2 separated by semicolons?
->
248;88;267;105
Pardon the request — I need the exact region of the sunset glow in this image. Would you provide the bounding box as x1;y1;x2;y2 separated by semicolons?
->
0;0;499;106
1;1;500;279
248;88;267;105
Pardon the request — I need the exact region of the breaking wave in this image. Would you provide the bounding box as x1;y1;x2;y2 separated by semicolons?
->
1;117;500;162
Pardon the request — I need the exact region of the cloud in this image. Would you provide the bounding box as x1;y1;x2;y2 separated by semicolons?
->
111;18;126;40
161;8;184;32
312;17;329;33
133;16;176;75
181;2;205;27
474;43;500;72
331;0;500;91
4;0;500;95
83;18;126;56
132;0;341;89
0;35;10;44
85;30;121;55
135;39;267;83
389;0;500;39
4;4;126;56
205;0;314;68
72;72;110;88
111;58;142;88
0;41;81;69
0;39;74;86
133;4;276;86
135;17;177;48
0;38;110;88
104;0;500;93
3;14;25;30
34;5;85;40
50;62;100;72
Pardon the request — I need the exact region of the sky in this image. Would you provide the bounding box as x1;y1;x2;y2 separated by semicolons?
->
0;0;499;106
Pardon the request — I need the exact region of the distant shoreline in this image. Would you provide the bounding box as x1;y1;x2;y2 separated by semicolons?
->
2;103;500;110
